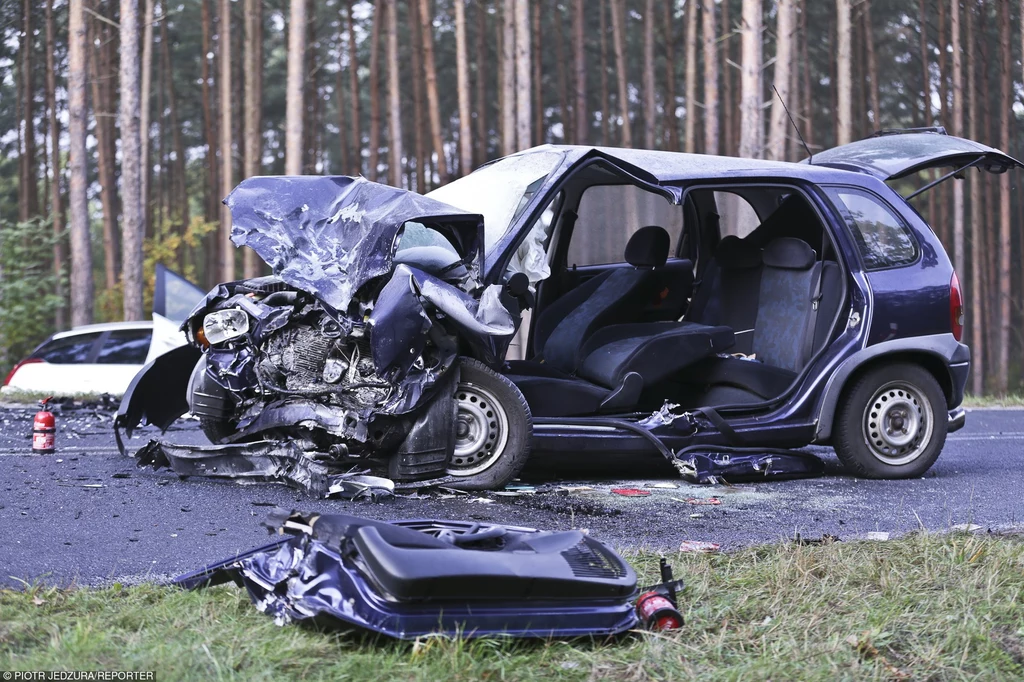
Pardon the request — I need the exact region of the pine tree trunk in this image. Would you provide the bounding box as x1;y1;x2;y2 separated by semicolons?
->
121;0;144;319
88;10;120;291
500;0;516;154
721;0;733;155
950;0;964;280
410;0;427;189
835;0;852;145
21;0;40;221
738;0;762;158
662;1;679;151
139;0;153;239
768;0;795;160
68;0;93;326
243;0;262;277
701;0;718;155
286;0;306;176
599;0;611;145
642;0;656;149
46;0;66;329
863;0;880;128
346;0;361;175
200;0;218;224
531;0;542;146
218;0;233;281
966;0;982;394
554;4;570;143
514;0;531;151
683;0;698;153
386;0;403;185
161;18;188;239
475;0;489;164
800;0;812;150
302;0;316;174
419;0;448;182
572;0;587;144
938;0;949;130
996;0;1011;394
918;0;931;125
610;0;631;147
455;0;472;173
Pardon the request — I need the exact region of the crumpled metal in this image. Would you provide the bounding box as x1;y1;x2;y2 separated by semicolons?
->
226;176;484;313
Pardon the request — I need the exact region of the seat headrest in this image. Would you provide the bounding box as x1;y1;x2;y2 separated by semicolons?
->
624;225;670;268
715;235;762;270
762;237;815;270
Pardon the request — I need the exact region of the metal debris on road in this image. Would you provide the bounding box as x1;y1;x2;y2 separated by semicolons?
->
678;540;720;553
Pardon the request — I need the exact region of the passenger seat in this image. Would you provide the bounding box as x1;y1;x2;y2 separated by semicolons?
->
686;235;763;355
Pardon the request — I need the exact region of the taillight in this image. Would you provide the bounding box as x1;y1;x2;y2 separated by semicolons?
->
950;272;964;342
3;357;44;387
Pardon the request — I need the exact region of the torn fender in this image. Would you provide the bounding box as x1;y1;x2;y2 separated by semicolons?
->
115;344;202;439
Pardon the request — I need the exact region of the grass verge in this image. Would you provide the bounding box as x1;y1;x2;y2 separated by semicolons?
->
962;393;1024;408
2;532;1023;681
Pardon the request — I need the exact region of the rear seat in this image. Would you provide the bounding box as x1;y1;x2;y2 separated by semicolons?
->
687;237;842;404
686;235;763;354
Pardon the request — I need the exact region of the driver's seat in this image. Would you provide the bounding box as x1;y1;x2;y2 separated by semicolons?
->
507;225;672;376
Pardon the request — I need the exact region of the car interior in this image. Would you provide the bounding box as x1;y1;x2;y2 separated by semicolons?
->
501;165;846;418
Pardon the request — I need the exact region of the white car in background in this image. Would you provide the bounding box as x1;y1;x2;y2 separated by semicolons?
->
2;321;156;396
1;265;205;397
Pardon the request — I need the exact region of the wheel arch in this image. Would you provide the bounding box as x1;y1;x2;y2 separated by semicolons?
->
814;334;962;443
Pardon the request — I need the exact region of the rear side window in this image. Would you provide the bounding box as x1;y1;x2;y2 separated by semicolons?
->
97;329;152;364
33;333;102;364
827;187;918;269
714;191;761;238
568;185;682;266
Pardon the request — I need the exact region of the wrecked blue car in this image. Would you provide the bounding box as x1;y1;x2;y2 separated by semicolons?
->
118;130;1020;491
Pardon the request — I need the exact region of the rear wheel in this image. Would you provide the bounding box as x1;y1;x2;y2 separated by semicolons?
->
446;358;532;490
834;363;947;479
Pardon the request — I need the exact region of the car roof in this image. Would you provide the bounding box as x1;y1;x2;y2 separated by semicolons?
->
520;144;865;184
50;321;153;341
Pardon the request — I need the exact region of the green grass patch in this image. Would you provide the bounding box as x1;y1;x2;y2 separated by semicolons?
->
3;533;1024;680
962;393;1024;408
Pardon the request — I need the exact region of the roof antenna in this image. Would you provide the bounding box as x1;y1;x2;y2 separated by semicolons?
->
772;85;812;163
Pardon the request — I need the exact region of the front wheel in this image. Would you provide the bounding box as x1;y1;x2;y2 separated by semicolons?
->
833;363;947;479
445;358;532;490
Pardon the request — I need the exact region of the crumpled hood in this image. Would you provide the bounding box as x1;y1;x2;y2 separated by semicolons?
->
226;176;485;312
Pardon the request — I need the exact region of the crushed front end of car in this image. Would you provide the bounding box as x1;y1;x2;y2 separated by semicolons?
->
116;176;532;493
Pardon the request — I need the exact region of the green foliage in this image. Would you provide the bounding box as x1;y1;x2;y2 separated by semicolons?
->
0;218;65;371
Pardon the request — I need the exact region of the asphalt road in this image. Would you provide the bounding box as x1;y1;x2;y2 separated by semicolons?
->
1;404;1022;587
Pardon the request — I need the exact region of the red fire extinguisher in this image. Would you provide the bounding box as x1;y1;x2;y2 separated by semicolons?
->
33;397;55;454
636;558;684;631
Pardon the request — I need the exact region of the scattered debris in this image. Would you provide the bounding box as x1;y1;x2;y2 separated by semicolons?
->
794;534;840;545
611;488;650;497
673;449;825;484
648;482;679;489
678;540;720;553
950;523;983;533
683;497;722;506
862;531;891;541
177;509;641;639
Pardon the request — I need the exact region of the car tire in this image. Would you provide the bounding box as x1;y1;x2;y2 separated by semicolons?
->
446;358;532;491
834;363;947;479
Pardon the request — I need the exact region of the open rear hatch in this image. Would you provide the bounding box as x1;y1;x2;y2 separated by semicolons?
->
807;128;1023;198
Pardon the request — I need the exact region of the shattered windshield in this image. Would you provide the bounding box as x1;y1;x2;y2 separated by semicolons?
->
426;150;565;250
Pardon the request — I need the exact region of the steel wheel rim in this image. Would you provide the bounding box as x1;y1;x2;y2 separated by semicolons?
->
862;381;933;466
448;381;509;477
